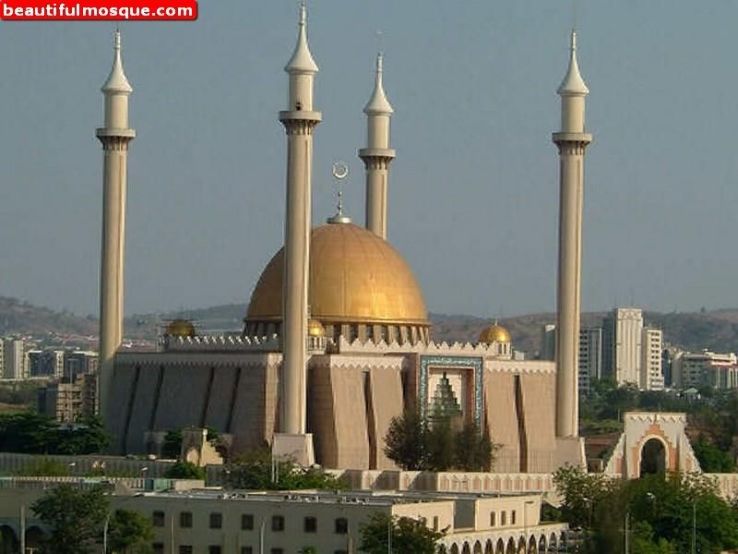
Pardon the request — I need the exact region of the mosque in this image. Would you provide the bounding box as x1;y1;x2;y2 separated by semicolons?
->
98;7;592;472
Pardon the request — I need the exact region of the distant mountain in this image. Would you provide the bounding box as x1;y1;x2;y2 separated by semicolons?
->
2;295;738;356
0;297;96;338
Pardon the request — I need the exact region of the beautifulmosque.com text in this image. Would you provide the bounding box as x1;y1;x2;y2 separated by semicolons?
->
1;1;197;20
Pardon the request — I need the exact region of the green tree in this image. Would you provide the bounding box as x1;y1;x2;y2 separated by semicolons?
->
384;406;426;470
224;448;345;491
553;467;738;553
31;484;109;554
164;461;205;480
107;509;155;554
454;420;495;471
424;417;455;472
161;429;182;459
359;513;445;554
53;416;110;455
692;436;736;473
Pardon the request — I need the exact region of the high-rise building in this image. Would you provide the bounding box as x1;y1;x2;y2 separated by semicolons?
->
2;339;26;380
601;308;663;390
27;349;65;378
540;324;556;361
641;328;664;391
579;327;603;393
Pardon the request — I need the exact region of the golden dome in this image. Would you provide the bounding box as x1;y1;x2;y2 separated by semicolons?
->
478;323;511;344
165;319;196;337
246;223;429;326
307;319;326;337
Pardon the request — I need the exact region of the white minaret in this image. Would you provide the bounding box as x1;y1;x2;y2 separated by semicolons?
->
275;2;321;461
359;53;395;239
96;30;135;416
553;30;591;438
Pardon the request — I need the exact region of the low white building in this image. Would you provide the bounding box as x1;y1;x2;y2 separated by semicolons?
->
672;351;738;389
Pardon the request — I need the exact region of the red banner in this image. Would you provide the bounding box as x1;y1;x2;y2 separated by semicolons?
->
0;0;198;20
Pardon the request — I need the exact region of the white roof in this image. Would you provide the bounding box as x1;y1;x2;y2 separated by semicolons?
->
557;30;589;96
364;53;393;115
285;4;318;74
102;30;133;94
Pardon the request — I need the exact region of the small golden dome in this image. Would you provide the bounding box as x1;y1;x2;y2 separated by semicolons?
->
165;319;196;338
478;323;511;344
307;319;325;337
246;223;429;326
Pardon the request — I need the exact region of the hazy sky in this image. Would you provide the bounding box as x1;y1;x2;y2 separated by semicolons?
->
1;1;736;319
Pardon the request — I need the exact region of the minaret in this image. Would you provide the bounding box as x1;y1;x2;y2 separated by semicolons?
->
359;53;395;239
276;2;321;455
553;30;591;438
96;30;135;416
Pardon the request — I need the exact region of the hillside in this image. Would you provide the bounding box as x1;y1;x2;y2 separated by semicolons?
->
3;295;738;356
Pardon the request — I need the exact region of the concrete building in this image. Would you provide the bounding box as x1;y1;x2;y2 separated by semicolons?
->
672;351;738;390
37;373;98;422
93;16;590;473
578;327;603;394
2;339;26;380
0;481;567;554
27;350;64;379
641;328;664;391
63;350;98;382
601;308;663;390
539;324;556;361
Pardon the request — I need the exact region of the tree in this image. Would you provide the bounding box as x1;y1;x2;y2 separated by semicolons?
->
385;407;498;472
161;429;182;459
107;509;154;554
31;484;109;554
0;412;109;455
224;448;345;491
359;513;445;554
553;466;738;553
164;461;205;480
692;436;736;473
454;420;495;471
384;405;426;470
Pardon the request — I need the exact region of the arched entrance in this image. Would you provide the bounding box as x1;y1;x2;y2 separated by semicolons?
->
640;437;666;476
0;526;18;554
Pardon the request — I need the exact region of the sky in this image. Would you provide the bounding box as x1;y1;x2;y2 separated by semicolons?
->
1;1;737;319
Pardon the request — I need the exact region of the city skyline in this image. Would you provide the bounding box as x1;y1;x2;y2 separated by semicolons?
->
1;1;737;318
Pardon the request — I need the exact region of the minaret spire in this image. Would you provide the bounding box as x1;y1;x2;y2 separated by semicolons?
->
553;29;592;439
97;30;136;426
360;52;396;239
274;2;322;465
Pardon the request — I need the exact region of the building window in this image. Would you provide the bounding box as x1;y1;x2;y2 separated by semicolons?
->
501;511;507;526
511;510;516;525
179;547;193;554
490;512;496;527
433;516;439;531
272;515;285;531
335;517;348;534
241;549;253;554
153;544;164;554
241;514;254;530
210;512;223;529
179;512;193;528
152;511;165;527
304;516;317;533
208;547;222;554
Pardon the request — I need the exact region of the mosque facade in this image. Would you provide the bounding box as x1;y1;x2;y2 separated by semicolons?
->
101;7;591;472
